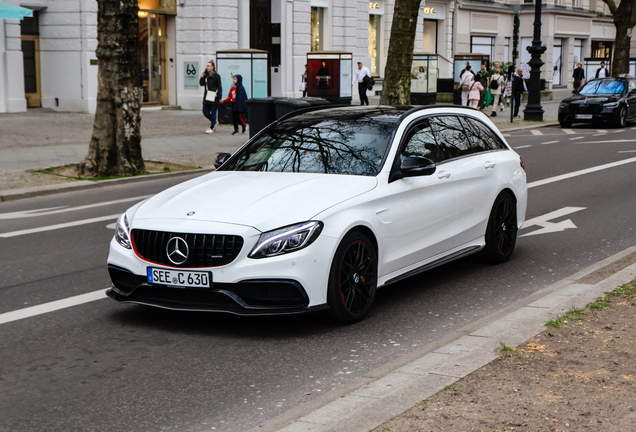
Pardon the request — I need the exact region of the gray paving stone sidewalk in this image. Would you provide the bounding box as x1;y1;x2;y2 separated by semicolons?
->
0;90;570;173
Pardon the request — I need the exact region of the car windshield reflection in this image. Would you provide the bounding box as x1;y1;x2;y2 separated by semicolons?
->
222;114;400;176
579;80;626;95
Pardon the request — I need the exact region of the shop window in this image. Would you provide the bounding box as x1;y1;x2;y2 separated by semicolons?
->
311;7;324;52
470;36;494;63
591;41;612;59
369;14;381;76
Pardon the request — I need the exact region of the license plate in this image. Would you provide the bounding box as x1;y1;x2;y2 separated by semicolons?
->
147;267;211;288
575;114;593;119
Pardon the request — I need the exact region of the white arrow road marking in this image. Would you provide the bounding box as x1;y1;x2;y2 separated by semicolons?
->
0;288;108;325
0;195;151;220
528;156;636;188
520;207;586;237
0;214;120;238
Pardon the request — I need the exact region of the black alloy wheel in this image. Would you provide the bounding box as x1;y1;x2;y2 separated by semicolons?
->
327;232;378;324
481;191;518;264
618;107;628;128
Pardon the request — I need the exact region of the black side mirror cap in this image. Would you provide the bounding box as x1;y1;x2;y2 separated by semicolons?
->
389;157;436;182
214;152;231;169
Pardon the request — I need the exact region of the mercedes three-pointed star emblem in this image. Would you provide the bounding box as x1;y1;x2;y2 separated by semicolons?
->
166;237;189;265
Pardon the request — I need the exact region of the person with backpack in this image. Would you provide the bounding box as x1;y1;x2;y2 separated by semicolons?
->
220;74;249;135
459;64;474;106
489;62;505;117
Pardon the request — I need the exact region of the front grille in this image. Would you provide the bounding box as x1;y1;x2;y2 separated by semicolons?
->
132;229;244;268
570;103;603;114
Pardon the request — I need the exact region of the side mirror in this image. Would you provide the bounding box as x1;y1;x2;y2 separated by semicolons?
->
401;156;436;177
389;157;436;182
214;152;231;169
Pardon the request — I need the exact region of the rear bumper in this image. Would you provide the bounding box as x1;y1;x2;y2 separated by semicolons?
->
107;264;327;315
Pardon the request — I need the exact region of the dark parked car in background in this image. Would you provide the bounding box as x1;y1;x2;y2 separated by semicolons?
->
558;78;636;128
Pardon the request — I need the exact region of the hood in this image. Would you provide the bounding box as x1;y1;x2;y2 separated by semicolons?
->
235;74;243;87
132;172;378;232
563;94;622;104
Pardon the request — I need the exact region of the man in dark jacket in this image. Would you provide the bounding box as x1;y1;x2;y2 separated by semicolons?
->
595;61;608;78
512;68;525;118
572;62;585;93
199;60;222;134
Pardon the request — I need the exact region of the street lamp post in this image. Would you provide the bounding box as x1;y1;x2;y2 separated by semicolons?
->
523;0;546;121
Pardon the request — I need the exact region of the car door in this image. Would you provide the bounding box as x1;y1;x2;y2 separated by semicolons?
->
373;118;459;277
452;116;509;243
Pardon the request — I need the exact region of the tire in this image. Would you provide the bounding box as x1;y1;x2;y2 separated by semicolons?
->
617;106;628;128
327;232;378;324
481;191;518;264
559;121;572;128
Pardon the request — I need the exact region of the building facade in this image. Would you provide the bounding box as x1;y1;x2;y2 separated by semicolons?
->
0;0;633;114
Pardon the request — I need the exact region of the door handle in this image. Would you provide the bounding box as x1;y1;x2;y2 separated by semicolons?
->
484;161;496;169
437;171;451;179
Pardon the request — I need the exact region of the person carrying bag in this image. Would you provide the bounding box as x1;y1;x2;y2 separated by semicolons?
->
200;60;222;134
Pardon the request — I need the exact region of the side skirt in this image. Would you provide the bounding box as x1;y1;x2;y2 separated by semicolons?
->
382;245;483;287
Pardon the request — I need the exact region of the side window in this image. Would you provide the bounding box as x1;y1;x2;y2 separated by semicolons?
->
465;118;508;150
401;119;447;163
429;116;471;159
459;116;490;153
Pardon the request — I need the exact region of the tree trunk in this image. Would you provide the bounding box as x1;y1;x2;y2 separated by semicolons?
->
603;0;636;78
379;0;422;106
79;0;144;177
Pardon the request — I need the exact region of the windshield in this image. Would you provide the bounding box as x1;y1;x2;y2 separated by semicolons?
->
221;114;399;176
579;80;626;95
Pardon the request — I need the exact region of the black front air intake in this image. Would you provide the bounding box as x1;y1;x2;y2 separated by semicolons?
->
131;229;244;268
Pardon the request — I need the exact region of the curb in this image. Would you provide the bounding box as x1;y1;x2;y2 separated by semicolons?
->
256;244;636;432
0;167;214;203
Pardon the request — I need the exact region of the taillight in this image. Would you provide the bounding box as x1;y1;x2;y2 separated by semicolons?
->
520;157;525;172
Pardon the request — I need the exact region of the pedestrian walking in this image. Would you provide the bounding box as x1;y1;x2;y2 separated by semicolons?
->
199;60;222;134
595;61;608;78
300;64;308;97
490;62;505;117
503;67;513;106
220;74;248;135
459;64;474;106
512;68;525;118
572;62;585;93
352;61;371;105
475;62;490;110
468;76;484;109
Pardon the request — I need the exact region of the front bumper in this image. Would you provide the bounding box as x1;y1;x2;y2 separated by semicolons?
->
558;106;620;124
106;222;338;314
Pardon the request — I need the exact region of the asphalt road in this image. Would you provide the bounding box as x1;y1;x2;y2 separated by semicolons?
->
1;124;635;432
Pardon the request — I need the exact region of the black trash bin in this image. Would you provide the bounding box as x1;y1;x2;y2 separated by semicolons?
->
246;97;278;138
273;98;311;120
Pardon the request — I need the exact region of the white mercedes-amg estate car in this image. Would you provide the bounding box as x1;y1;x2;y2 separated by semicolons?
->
107;105;527;323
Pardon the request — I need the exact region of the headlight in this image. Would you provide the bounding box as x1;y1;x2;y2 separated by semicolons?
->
249;221;323;258
115;213;132;249
603;101;619;108
559;102;568;109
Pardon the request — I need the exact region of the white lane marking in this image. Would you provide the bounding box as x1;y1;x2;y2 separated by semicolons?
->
530;129;543;136
514;145;532;149
0;214;120;238
0;195;151;220
569;136;584;140
561;129;576;134
579;139;636;143
618;150;636;153
0;288;108;325
612;129;626;133
592;133;606;136
541;141;559;145
528;156;636;188
596;130;608;133
520;207;586;237
106;222;116;229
